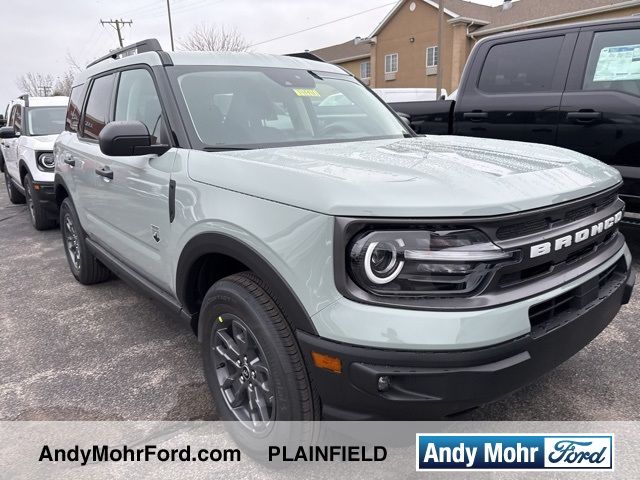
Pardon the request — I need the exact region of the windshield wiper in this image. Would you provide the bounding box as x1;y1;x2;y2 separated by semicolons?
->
203;146;254;152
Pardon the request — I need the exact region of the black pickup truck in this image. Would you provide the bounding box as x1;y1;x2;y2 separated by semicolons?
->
395;17;640;213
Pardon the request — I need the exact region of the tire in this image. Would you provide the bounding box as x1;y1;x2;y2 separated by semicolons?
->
59;197;111;285
24;174;56;230
4;168;25;204
201;272;320;428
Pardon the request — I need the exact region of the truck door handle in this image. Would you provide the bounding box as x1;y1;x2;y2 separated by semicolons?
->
567;111;602;123
95;167;113;180
64;156;76;167
463;111;488;121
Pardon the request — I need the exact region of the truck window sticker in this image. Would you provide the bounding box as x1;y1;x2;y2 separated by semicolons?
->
592;44;640;82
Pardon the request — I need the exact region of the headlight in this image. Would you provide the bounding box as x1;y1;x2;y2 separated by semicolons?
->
348;229;515;297
37;152;55;171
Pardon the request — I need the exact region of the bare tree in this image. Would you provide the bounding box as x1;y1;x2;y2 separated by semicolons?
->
15;73;54;96
52;70;75;96
179;23;250;52
65;52;83;72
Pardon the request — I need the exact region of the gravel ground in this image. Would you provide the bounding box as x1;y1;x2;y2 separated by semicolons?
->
0;175;638;421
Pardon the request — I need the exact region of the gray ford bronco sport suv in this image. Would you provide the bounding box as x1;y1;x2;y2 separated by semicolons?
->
54;39;634;425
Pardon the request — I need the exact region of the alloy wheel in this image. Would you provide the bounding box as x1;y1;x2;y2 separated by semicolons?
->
63;213;81;270
211;314;275;431
4;171;10;198
25;187;35;223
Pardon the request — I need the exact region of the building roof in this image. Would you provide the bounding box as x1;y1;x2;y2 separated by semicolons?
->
311;39;371;63
371;0;640;37
470;0;640;36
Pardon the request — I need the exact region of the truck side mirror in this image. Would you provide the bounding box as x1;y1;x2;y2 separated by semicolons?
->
99;121;170;157
0;126;17;139
0;114;5;127
397;113;412;129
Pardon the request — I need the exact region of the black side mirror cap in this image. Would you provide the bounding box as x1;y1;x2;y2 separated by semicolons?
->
98;120;170;157
397;113;412;128
0;126;17;139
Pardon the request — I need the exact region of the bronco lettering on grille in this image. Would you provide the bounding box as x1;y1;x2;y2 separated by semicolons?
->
530;210;623;259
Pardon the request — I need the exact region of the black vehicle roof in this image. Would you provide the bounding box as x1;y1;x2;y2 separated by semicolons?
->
477;15;640;44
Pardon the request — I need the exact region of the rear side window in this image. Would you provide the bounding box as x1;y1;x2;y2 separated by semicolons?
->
65;85;85;133
583;29;640;97
478;37;564;93
114;69;164;144
13;106;22;131
82;74;114;140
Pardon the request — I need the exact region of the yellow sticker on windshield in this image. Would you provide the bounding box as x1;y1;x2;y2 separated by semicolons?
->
293;88;321;97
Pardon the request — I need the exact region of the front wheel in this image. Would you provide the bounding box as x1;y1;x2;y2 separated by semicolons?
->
201;272;319;431
59;197;111;285
24;174;56;230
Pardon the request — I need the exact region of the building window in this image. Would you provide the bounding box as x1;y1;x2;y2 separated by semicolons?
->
426;46;439;67
385;53;398;73
360;61;371;79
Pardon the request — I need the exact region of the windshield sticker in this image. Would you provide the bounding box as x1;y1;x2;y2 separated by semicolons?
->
593;44;640;82
293;88;321;97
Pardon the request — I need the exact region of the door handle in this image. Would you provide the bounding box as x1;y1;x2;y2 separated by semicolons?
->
95;167;113;180
463;111;488;121
64;156;76;167
566;111;602;123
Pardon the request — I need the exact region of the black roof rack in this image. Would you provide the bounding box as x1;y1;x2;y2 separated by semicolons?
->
87;38;164;68
286;51;325;63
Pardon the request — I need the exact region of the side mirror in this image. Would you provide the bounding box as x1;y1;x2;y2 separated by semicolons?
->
0;126;17;139
397;113;411;128
0;115;5;127
99;121;170;157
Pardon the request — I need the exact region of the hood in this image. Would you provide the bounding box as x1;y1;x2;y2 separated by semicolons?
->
23;134;58;150
187;136;622;217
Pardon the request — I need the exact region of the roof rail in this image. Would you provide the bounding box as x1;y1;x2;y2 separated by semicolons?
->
286;51;326;63
87;38;163;68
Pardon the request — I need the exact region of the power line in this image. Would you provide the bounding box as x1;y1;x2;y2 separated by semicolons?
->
249;2;396;47
100;18;133;47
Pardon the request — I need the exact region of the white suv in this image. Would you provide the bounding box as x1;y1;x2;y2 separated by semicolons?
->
0;95;68;229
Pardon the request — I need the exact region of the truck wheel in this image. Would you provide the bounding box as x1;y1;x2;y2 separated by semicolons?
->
24;174;56;230
60;197;111;285
4;168;25;204
201;272;319;429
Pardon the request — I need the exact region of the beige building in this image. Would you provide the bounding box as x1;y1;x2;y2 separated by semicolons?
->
312;0;640;92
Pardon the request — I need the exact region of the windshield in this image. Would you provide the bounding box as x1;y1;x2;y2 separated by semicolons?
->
26;106;66;136
171;67;410;149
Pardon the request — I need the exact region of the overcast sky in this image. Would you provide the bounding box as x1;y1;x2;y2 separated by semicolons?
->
0;0;505;109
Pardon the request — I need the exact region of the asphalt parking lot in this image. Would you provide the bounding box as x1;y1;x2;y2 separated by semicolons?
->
1;175;639;422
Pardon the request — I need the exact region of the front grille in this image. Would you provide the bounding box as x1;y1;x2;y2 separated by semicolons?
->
495;190;617;240
497;229;618;288
528;257;626;338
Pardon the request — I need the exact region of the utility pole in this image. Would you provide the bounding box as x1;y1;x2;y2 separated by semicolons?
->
436;0;444;99
166;0;175;51
100;18;133;48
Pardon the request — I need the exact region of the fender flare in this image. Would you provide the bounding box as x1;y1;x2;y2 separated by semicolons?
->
18;159;30;183
53;173;71;205
176;232;319;340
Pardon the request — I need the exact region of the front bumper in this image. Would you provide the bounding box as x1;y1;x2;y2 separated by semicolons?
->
298;256;635;420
